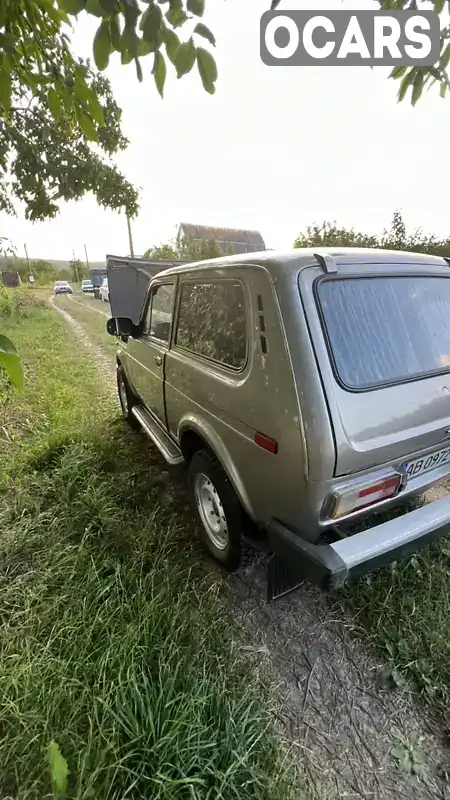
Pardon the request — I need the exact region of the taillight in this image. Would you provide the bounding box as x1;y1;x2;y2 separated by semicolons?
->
330;472;402;520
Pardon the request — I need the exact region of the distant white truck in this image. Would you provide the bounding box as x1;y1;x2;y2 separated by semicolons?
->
99;278;109;303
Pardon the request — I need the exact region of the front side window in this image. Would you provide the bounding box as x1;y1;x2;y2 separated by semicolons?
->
176;280;247;368
144;283;175;343
317;275;450;390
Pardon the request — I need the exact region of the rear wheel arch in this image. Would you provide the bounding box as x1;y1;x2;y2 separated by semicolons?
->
180;428;210;464
178;424;256;522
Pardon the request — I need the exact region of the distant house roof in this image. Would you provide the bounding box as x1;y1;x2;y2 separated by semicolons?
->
178;223;266;255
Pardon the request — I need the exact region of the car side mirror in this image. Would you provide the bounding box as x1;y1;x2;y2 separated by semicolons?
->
107;317;139;337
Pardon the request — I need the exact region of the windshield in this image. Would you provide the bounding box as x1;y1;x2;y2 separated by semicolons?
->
55;281;68;286
317;275;450;390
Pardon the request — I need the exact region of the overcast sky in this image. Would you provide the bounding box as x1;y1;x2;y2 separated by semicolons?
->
1;0;448;261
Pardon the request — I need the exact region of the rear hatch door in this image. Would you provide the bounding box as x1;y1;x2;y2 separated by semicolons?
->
301;262;450;477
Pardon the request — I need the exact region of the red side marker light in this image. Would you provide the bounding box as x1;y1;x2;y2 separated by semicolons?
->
255;432;278;454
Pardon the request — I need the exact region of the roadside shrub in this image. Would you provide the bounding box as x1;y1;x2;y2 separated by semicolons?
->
0;286;45;319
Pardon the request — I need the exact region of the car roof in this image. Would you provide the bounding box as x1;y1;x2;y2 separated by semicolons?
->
151;247;450;281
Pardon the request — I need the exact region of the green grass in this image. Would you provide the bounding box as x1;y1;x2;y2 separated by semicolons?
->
335;505;450;721
0;302;298;800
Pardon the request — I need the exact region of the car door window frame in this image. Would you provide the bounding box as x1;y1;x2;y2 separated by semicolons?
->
142;280;177;346
173;276;249;372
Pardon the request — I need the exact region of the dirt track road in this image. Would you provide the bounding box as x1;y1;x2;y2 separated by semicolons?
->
53;291;450;800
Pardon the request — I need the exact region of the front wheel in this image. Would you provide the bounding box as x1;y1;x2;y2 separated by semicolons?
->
188;450;242;571
117;367;140;429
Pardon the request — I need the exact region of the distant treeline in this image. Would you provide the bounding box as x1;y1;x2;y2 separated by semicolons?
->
293;211;450;257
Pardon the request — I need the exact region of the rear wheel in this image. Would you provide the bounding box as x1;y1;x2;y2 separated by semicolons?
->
117;367;140;429
188;450;242;571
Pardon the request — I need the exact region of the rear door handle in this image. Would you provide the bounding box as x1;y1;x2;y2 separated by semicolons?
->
155;355;162;367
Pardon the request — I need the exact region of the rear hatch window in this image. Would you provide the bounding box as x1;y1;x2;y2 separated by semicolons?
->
317;275;450;390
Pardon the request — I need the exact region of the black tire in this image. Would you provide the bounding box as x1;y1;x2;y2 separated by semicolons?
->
117;366;140;429
188;449;242;571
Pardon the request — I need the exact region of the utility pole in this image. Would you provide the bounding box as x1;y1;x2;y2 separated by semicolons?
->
24;243;31;275
84;243;90;272
72;249;79;283
126;215;135;257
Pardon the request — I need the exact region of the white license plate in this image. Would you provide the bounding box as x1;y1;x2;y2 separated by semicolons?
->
403;447;450;480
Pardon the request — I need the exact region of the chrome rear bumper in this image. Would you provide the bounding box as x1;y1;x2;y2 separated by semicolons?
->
267;494;450;591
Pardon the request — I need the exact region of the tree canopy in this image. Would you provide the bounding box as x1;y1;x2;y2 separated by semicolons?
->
0;6;139;222
1;1;449;224
270;0;450;104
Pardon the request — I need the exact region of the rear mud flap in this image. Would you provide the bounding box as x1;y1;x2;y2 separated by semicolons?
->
266;553;305;602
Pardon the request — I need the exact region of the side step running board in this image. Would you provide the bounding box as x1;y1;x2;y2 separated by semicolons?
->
131;405;184;466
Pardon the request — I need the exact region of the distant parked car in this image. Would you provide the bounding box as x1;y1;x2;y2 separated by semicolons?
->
53;280;73;295
81;279;94;293
99;278;109;303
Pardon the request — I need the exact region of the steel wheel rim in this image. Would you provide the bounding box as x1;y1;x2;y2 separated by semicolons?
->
194;472;228;551
118;375;128;416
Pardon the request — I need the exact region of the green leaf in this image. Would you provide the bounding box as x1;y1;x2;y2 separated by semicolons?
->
121;48;134;65
87;91;105;125
187;0;204;16
196;46;217;94
85;0;104;17
47;740;69;797
47;88;61;122
440;81;447;99
412;71;424;106
194;22;215;47
174;38;196;78
77;108;97;140
162;27;181;64
99;0;118;14
391;668;407;688
138;37;156;56
397;69;414;102
0;336;23;391
120;25;138;60
166;7;188;28
389;65;406;79
135;57;143;82
141;3;162;43
0;334;17;356
392;745;406;761
434;0;445;12
0;71;12;113
93;20;111;70
58;0;86;13
153;50;166;97
440;43;450;70
110;15;121;51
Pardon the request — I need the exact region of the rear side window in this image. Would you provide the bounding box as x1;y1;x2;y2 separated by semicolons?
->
176;280;247;368
317;275;450;390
